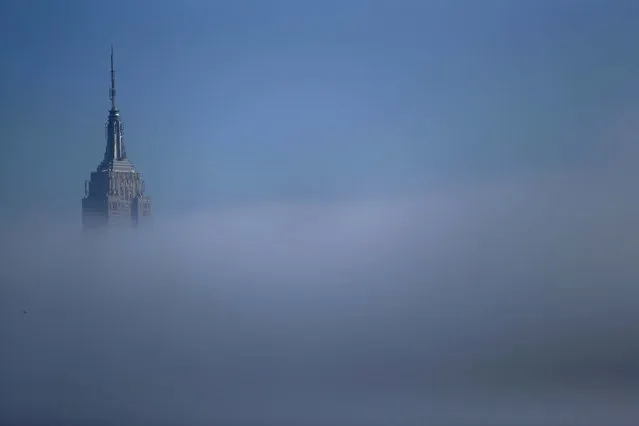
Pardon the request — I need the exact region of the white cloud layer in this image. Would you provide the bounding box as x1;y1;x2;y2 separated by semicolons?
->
2;162;639;426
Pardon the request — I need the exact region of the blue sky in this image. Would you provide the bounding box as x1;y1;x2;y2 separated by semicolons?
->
1;0;639;217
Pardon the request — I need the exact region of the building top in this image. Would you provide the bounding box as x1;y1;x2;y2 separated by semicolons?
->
82;46;152;230
99;45;132;172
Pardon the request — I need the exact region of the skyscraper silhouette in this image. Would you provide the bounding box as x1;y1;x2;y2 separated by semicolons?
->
82;46;152;230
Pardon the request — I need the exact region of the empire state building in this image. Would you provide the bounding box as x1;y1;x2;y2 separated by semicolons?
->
82;47;152;230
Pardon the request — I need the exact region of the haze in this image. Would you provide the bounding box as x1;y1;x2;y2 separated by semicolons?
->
2;1;639;425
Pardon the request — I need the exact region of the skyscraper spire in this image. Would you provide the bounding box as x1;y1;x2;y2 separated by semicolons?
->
109;44;117;111
102;45;126;163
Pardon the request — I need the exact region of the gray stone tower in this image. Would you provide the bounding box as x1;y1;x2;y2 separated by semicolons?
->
82;46;152;230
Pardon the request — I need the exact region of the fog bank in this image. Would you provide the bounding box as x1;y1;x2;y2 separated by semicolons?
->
2;167;639;425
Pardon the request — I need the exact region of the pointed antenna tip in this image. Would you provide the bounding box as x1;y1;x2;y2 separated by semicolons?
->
109;45;116;108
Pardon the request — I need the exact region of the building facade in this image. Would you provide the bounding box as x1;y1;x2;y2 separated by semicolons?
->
82;47;152;230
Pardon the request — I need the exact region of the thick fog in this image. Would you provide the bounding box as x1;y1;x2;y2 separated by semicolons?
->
2;160;639;426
